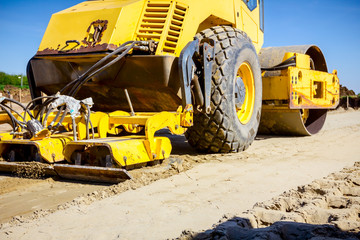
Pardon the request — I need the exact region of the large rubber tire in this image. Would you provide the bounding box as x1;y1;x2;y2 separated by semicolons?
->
185;26;262;153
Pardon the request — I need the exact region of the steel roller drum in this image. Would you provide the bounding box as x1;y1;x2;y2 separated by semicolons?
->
258;45;328;136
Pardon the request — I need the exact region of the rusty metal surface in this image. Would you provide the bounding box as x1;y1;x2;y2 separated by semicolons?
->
28;55;182;112
36;43;119;56
36;19;112;55
82;19;108;47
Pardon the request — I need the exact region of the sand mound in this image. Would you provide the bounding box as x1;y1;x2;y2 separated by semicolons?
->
13;162;48;179
179;162;360;239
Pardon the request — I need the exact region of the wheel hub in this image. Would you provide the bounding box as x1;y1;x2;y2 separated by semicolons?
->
235;76;246;109
236;62;255;124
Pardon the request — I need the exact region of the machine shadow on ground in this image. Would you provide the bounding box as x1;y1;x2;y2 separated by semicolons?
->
255;134;305;141
157;129;298;156
186;217;360;240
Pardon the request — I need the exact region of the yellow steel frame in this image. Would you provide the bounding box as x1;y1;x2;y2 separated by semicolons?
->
262;53;340;109
63;136;171;167
289;68;339;109
0;111;13;125
0;105;193;166
63;105;192;166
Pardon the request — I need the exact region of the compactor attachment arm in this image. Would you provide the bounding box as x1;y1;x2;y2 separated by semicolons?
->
179;39;214;113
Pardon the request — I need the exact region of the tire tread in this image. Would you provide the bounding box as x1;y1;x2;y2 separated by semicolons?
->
186;26;258;153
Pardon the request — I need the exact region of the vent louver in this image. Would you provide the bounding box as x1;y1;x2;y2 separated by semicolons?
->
136;1;188;55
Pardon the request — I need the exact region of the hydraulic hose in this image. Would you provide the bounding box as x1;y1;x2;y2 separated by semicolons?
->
1;103;26;123
51;108;69;134
261;55;296;71
0;103;26;130
60;41;136;95
24;95;58;121
2;41;141;138
69;42;137;97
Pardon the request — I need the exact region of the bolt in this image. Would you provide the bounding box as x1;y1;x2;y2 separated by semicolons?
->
175;125;179;130
206;106;211;114
152;153;157;159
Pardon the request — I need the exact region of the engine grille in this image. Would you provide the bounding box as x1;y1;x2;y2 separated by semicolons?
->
136;1;188;55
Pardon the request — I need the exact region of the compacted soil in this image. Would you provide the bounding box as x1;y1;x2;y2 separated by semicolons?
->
0;109;359;240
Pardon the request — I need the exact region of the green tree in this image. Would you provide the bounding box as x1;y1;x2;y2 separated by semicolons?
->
0;72;29;88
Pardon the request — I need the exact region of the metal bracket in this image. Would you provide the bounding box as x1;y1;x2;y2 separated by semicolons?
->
178;38;215;113
178;39;200;109
200;39;215;114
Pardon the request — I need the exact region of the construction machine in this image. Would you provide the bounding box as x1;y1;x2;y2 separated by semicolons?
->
0;0;339;183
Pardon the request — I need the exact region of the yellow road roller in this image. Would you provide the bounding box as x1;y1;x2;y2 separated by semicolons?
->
0;0;339;182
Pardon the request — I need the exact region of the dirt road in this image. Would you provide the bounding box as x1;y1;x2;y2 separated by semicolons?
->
0;110;359;239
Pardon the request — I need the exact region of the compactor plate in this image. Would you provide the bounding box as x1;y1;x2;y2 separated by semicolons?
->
53;164;132;183
0;161;132;183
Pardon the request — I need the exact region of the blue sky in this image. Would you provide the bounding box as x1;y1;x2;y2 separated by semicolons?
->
0;0;359;93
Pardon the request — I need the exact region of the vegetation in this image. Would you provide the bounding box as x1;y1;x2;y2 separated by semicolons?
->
340;95;358;99
0;72;29;90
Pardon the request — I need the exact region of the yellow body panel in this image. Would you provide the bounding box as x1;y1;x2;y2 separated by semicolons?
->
0;135;73;163
38;0;264;55
0;111;13;125
0;106;191;167
63;136;171;167
63;106;192;166
283;52;310;69
289;68;339;109
39;1;143;52
262;53;340;109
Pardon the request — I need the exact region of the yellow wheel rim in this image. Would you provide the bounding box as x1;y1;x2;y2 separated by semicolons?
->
235;62;255;124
